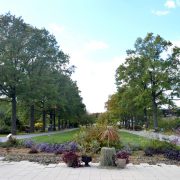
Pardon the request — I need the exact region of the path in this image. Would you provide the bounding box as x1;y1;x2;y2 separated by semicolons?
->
0;160;179;180
0;128;78;143
121;129;180;145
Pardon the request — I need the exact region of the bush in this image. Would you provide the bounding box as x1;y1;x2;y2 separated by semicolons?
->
74;125;122;154
34;122;43;131
22;140;79;154
29;146;39;154
144;139;177;156
157;118;180;132
116;150;130;164
164;149;180;161
62;151;80;167
0;126;11;134
0;138;21;148
134;125;143;131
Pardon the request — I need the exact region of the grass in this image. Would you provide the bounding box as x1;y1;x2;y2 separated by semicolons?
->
119;131;149;149
31;129;79;144
0;134;6;137
31;128;149;149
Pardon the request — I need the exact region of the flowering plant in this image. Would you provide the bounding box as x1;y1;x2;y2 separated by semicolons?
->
62;151;81;167
116;150;130;164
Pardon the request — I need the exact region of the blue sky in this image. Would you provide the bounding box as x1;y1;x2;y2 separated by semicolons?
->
0;0;180;112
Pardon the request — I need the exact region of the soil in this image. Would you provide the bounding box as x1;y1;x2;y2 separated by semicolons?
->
0;147;180;166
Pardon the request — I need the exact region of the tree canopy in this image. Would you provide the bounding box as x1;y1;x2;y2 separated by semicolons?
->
0;13;86;134
106;33;180;130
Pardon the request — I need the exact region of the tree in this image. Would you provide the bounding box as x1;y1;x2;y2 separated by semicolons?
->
0;13;33;134
116;33;180;130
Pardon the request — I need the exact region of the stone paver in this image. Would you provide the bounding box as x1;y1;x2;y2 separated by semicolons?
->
0;160;179;180
0;128;78;142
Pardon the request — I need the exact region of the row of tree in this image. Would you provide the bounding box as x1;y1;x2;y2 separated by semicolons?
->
104;33;180;130
0;13;86;134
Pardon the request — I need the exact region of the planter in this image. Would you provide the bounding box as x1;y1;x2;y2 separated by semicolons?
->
100;147;116;166
81;155;92;166
66;161;74;167
115;159;127;168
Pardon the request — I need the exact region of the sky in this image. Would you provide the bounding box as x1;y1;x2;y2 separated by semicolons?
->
0;0;180;113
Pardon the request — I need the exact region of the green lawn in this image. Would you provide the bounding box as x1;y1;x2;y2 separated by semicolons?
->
119;131;149;148
31;129;79;144
0;134;6;137
31;129;149;148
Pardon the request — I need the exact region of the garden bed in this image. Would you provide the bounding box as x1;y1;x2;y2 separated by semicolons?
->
0;147;180;166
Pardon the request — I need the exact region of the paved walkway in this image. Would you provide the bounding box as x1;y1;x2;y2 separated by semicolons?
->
0;160;179;180
0;128;78;142
121;129;180;145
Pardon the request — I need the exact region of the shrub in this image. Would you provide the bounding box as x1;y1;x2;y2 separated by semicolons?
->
34;122;43;131
144;139;177;156
134;125;143;131
75;125;121;154
100;126;119;147
164;149;180;161
29;146;39;154
62;151;80;167
0;126;11;134
23;140;79;154
0;138;21;148
157;118;180;132
116;150;130;164
23;139;35;148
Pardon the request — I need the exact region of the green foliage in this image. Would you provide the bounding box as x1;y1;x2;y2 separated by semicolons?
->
100;126;119;147
34;122;43;131
0;125;11;134
0;12;86;133
156;118;180;132
113;33;180;130
74;125;121;154
0;138;22;148
144;139;178;154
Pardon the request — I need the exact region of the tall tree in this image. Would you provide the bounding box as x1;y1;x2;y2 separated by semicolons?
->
0;13;33;134
116;33;180;130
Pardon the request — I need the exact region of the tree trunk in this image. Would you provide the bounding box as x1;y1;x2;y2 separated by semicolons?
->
144;108;149;129
50;110;53;127
152;96;158;131
30;105;35;132
42;109;46;132
58;110;60;130
11;94;17;135
53;109;56;131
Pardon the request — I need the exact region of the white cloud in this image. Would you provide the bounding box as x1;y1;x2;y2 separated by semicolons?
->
85;40;109;51
164;0;176;8
47;23;124;113
48;23;65;35
152;10;170;16
71;55;125;112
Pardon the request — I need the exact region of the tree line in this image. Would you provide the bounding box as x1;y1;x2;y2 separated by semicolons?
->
104;33;180;130
0;13;86;134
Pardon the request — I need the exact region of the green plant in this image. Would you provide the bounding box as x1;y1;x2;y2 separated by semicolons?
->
143;139;177;154
62;151;80;167
34;122;43;131
100;126;120;147
116;150;130;164
74;125;103;153
0;126;11;134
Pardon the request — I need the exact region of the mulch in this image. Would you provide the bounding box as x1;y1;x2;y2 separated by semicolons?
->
0;147;180;166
